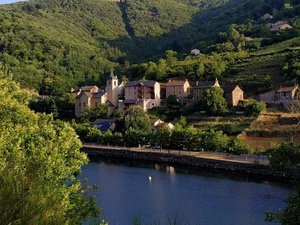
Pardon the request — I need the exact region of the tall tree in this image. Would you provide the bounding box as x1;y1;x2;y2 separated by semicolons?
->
0;77;100;224
202;87;228;115
124;106;151;132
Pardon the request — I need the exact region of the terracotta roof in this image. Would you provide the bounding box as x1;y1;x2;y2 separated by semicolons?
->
166;80;187;87
277;85;298;93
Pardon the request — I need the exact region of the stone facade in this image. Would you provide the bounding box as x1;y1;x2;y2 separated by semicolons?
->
75;71;119;117
123;81;161;111
222;84;244;107
192;79;220;101
166;79;190;99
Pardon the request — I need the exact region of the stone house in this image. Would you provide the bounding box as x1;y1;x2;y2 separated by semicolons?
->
259;84;300;109
221;84;244;107
268;21;292;31
192;78;220;101
75;71;119;117
122;80;161;111
165;79;190;100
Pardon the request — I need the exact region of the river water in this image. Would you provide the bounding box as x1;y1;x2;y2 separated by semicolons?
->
81;158;292;225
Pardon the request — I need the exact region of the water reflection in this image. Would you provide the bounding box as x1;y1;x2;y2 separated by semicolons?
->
82;157;292;225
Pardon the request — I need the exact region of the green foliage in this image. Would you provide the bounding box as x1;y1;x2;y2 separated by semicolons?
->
81;104;108;122
0;0;297;96
151;125;172;149
201;129;229;152
215;123;247;135
74;122;102;143
124;128;150;147
0;78;99;224
266;186;300;225
228;137;251;155
171;126;201;151
283;51;300;83
239;98;266;116
201;87;228;115
124;106;151;132
267;141;300;176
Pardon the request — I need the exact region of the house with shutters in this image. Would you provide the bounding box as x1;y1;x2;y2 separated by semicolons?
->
122;80;161;111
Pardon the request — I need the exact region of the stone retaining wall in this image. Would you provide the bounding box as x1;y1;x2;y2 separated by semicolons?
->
82;147;299;181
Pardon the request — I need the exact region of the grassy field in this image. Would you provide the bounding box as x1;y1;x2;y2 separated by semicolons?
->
189;115;254;135
239;112;300;150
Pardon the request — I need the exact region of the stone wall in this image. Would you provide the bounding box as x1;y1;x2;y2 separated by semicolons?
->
82;147;299;181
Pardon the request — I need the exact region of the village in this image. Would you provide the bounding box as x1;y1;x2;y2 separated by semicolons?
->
72;69;300;151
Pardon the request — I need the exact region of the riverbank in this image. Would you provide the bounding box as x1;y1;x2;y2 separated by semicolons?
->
81;144;299;181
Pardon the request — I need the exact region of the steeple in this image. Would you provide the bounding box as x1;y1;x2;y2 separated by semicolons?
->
110;68;117;79
107;69;119;106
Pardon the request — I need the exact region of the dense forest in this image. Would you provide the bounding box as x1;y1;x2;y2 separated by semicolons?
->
0;0;299;95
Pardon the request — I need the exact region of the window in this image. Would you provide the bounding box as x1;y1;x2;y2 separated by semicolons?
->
84;102;86;107
114;81;117;86
79;103;81;107
95;102;98;107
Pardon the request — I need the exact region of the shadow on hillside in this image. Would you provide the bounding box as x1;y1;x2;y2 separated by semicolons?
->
101;0;281;63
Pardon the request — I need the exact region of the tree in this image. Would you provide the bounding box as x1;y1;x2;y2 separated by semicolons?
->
201;129;229;152
267;142;300;176
0;78;100;224
124;106;151;132
202;87;228;115
152;125;172;149
266;187;300;225
81;104;108;122
239;98;266;116
228;137;251;155
266;143;300;225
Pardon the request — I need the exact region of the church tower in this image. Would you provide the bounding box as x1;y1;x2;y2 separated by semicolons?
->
107;69;119;106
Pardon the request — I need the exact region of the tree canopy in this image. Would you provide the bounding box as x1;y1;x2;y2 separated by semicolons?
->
0;76;100;224
124;106;151;132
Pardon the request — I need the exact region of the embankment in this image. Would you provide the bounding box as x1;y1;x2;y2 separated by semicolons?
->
82;147;299;181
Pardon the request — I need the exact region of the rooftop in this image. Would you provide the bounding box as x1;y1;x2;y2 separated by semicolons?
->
277;85;298;93
166;80;188;87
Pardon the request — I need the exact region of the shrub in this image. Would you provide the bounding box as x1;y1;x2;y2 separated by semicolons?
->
201;129;229;152
239;99;266;116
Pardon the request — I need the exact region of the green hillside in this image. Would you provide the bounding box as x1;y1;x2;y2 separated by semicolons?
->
0;0;299;94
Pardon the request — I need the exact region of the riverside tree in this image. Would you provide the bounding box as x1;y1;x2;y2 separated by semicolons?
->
124;106;151;132
0;76;100;224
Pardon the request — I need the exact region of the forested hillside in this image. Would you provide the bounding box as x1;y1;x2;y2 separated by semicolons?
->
0;0;299;94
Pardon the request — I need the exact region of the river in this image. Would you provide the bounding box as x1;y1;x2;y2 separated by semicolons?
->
81;158;292;225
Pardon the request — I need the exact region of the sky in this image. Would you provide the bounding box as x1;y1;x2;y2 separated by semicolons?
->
0;0;27;4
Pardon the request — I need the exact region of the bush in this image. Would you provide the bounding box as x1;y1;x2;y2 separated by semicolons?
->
216;123;244;135
228;138;251;155
75;123;102;143
239;99;266;116
201;129;229;152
